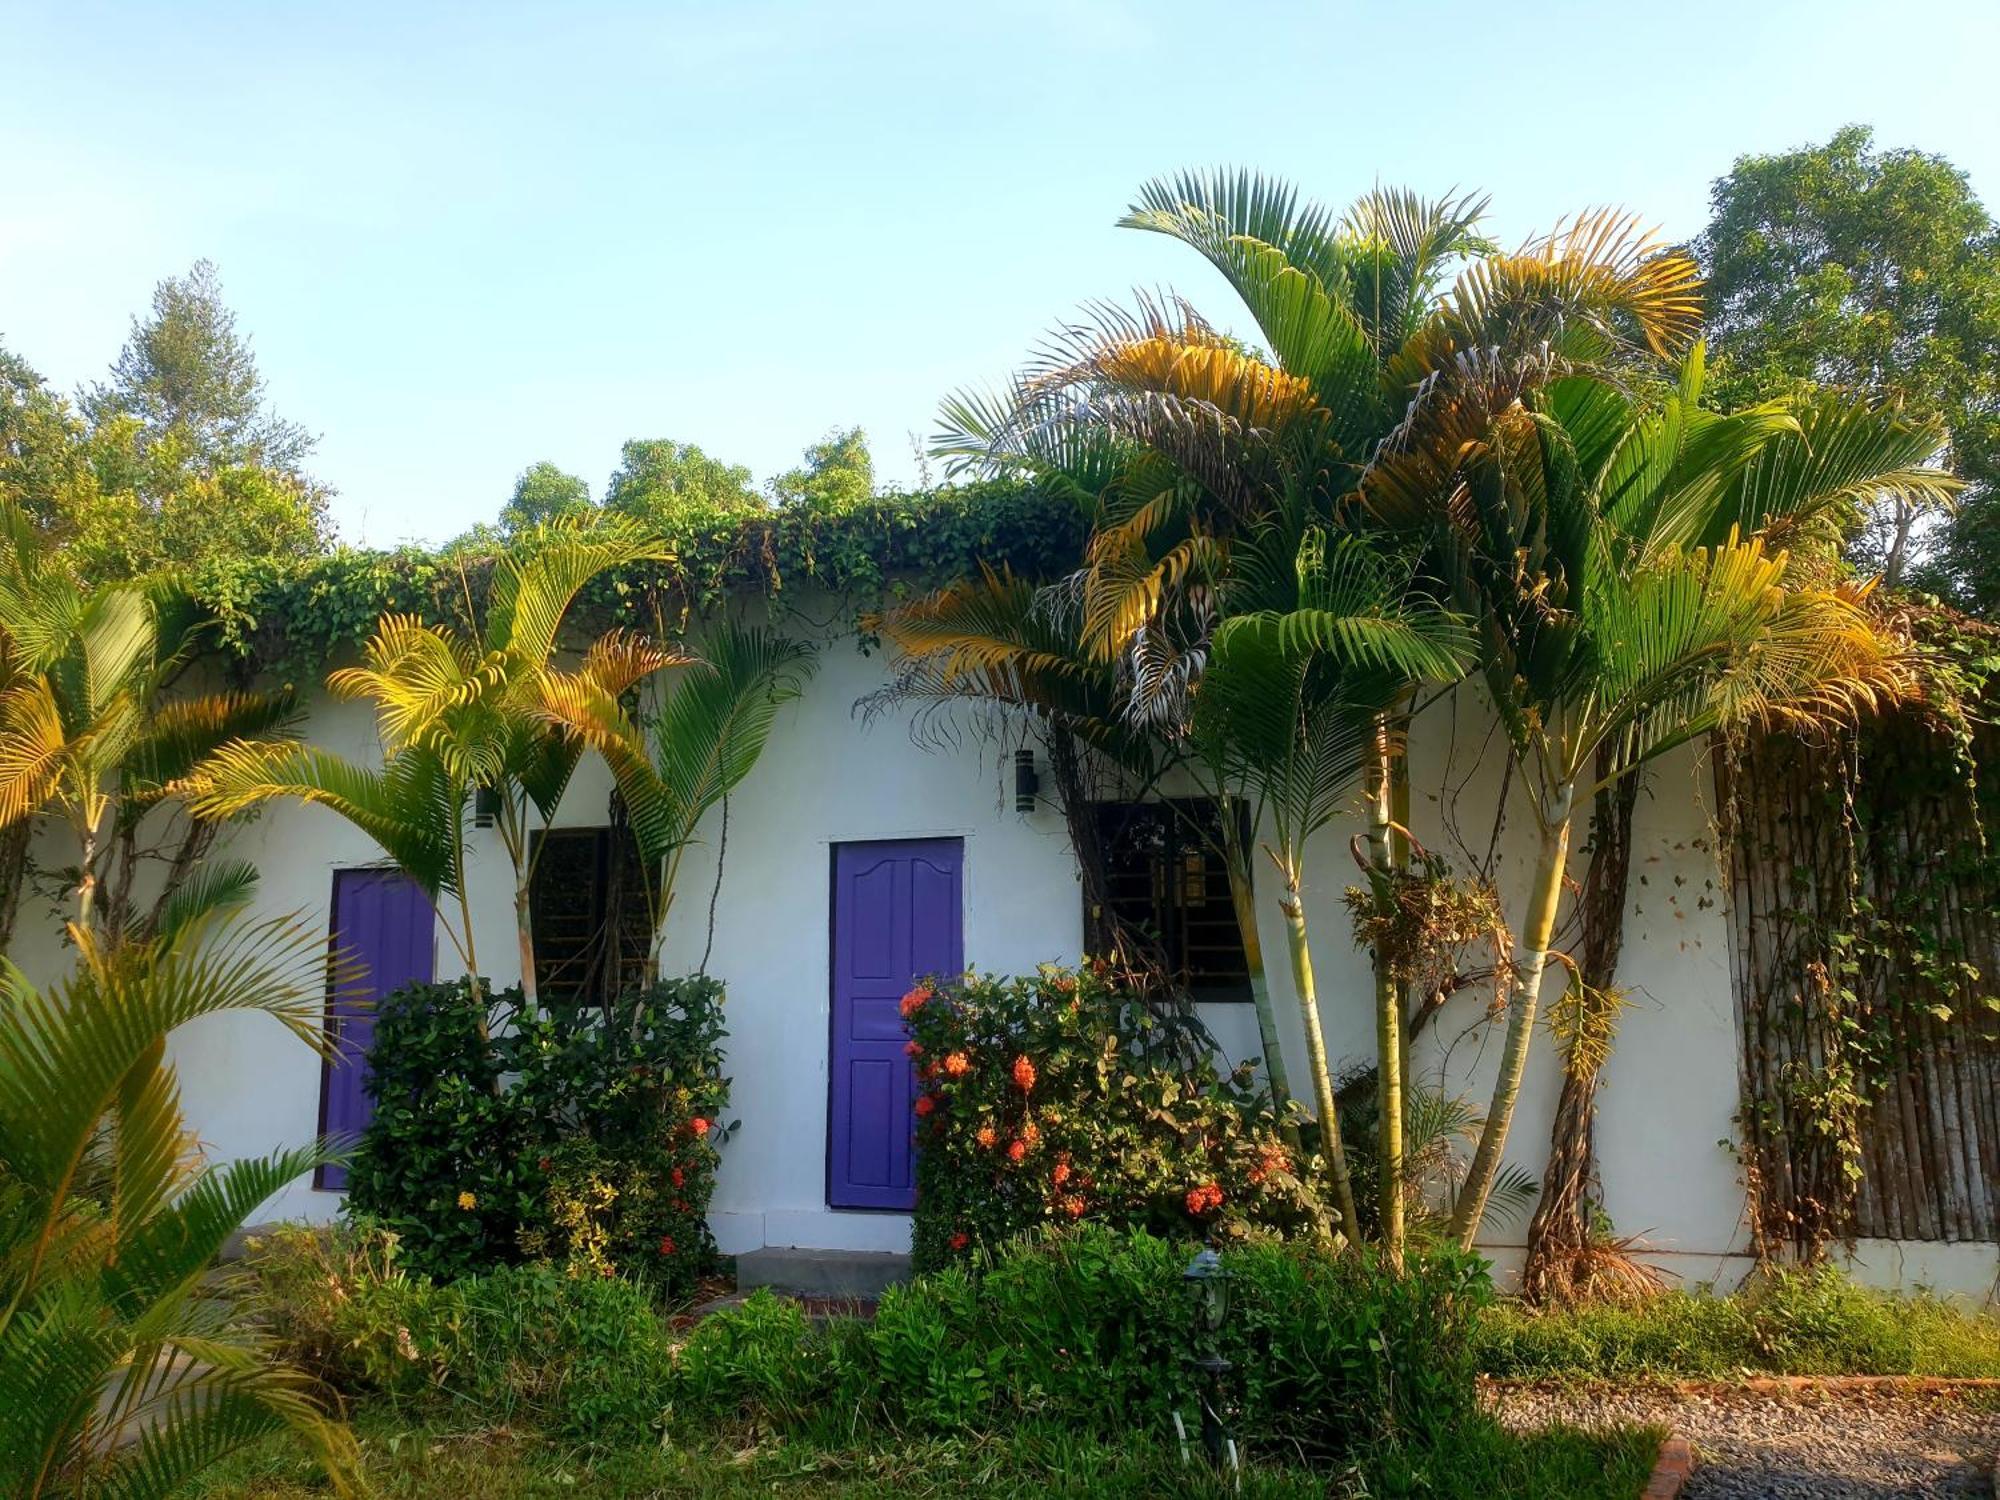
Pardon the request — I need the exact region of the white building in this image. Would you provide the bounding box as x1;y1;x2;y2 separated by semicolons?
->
10;591;1996;1299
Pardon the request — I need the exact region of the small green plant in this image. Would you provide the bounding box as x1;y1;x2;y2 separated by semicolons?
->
904;965;1324;1271
673;1226;1491;1464
240;1226;674;1442
1474;1265;2000;1379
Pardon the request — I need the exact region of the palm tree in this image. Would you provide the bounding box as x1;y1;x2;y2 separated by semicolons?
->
936;170;1701;1259
0;910;360;1498
186;519;673;1008
0;501;296;939
1189;532;1471;1245
541;618;816;985
863;565;1225;1070
1357;350;1957;1247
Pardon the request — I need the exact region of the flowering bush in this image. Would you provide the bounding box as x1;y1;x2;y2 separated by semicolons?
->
905;965;1324;1271
512;977;730;1298
348;974;730;1294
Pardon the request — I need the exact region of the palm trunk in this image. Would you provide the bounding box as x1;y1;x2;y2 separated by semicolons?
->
0;819;28;956
514;878;539;1013
1222;815;1295;1137
1366;720;1406;1270
75;819;99;933
1452;780;1574;1251
1278;870;1362;1246
1524;750;1637;1301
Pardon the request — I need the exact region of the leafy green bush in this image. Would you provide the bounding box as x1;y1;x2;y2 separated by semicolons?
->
904;966;1324;1272
242;1224;674;1442
512;977;732;1297
344;975;730;1291
1475;1266;2000;1379
344;980;537;1281
672;1226;1491;1462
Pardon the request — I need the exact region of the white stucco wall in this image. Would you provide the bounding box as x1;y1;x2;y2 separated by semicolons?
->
9;596;1993;1297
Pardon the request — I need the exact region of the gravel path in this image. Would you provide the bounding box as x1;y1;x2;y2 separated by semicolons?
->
1487;1381;1999;1499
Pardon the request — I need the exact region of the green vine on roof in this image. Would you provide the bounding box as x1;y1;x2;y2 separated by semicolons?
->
188;480;1085;684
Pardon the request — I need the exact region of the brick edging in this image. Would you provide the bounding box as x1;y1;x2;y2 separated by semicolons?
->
1642;1436;1693;1499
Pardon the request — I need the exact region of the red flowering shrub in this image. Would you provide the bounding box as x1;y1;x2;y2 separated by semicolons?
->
907;965;1323;1272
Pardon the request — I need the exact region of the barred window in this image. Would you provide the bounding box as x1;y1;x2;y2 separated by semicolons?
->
1092;799;1251;1003
529;826;653;1005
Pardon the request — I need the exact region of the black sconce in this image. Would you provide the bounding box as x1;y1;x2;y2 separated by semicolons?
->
1177;1247;1238;1477
1013;748;1040;814
473;785;502;829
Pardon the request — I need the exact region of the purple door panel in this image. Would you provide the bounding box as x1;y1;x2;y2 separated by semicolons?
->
317;868;435;1190
829;838;963;1211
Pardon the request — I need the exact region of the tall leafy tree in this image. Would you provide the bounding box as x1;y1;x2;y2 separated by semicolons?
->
770;426;874;512
1694;126;2000;599
500;461;593;535
603;438;761;530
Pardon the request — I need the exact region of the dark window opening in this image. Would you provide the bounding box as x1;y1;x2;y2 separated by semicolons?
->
529;826;653;1005
1092;799;1251;1003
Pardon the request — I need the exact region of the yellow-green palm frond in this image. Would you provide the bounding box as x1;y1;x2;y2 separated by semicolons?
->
179;741;462;900
119;689;300;810
872;565;1095;694
1578;534;1910;781
0;677;69;829
1409;209;1702;382
0;917;360;1498
485;515;672;669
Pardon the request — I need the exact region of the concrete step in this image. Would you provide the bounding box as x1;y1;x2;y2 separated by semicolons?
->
734;1247;910;1300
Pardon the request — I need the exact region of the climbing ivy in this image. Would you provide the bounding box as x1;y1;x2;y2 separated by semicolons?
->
188;480;1085;683
1729;599;2000;1257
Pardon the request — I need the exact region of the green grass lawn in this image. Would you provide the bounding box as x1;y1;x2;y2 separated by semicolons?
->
189;1411;1663;1499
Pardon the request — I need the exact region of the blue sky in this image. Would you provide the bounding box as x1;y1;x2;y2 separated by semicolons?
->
4;1;1996;547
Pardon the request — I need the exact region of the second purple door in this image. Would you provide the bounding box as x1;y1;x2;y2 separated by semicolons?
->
829;838;963;1211
318;867;435;1191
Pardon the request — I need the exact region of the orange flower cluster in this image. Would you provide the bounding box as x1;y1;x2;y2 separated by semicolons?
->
904;1039;923;1058
975;1124;998;1149
1006;1138;1027;1163
1011;1055;1037;1091
1246;1146;1289;1186
942;1050;971;1078
915;1094;937;1118
689;1117;711;1137
1051;1156;1072;1186
1020;1120;1040;1148
658;1235;677;1256
948;1231;970;1251
1058;1193;1087;1219
898;985;933;1019
1184;1181;1225;1216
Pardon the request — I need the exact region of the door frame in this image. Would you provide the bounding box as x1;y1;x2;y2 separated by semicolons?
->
824;835;965;1213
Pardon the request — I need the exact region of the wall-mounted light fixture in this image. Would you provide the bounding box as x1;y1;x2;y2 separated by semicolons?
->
473;785;502;829
1013;748;1040;814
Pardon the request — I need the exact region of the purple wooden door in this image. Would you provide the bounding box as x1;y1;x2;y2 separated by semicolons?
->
829;838;963;1210
318;868;435;1190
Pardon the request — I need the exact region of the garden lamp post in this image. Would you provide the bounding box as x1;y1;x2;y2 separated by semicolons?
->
1181;1247;1238;1479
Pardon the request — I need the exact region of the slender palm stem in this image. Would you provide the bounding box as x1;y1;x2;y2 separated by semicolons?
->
1222;813;1296;1141
1276;859;1361;1245
1366;719;1406;1269
1452;779;1575;1248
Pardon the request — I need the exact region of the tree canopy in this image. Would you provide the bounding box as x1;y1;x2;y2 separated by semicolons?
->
1693;126;2000;602
0;263;333;580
